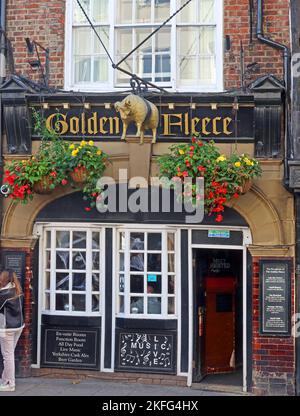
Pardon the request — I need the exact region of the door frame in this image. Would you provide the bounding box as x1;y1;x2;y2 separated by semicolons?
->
187;226;252;393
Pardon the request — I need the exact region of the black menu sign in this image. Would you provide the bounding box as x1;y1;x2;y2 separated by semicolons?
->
1;251;26;288
260;260;291;336
116;331;176;374
42;327;100;370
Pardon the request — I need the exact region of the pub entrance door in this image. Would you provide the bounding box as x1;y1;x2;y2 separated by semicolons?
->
193;248;244;387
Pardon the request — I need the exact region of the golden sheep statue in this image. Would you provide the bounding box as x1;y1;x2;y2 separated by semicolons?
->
114;94;159;144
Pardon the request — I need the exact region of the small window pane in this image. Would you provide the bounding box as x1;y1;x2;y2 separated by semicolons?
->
116;58;133;83
147;276;161;294
93;57;108;82
56;251;69;270
131;296;144;314
56;294;70;311
136;0;151;23
94;27;109;54
92;294;100;311
119;232;125;250
116;29;133;55
46;250;51;269
130;274;144;293
74;56;92;83
147;253;161;272
167;233;175;251
200;0;215;23
92;273;100;291
44;293;50;310
168;254;174;272
155;0;170;22
136;28;152;54
56;273;70;291
56;231;70;248
92;232;100;249
168;297;175;314
46;231;51;248
117;0;133;24
130;253;144;271
130;233;144;250
147;297;161;314
92;0;108;22
119;274;125;292
119;253;125;272
73;231;86;248
148;233;162;250
73;0;91;23
72;251;86;270
45;272;50;290
92;251;100;270
119;295;125;313
178;0;197;23
168;275;175;294
72;273;86;291
72;295;86;311
73;27;92;55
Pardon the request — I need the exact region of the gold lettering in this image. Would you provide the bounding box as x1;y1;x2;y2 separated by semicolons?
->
69;116;79;134
162;114;183;136
223;117;233;135
46;113;68;135
202;117;211;135
191;117;201;135
184;112;189;135
87;112;98;135
99;117;108;135
81;113;86;135
109;117;120;135
212;117;222;135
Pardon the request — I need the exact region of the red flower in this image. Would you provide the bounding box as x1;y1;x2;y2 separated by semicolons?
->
197;166;206;172
190;146;195;151
198;141;203;147
208;191;214;199
84;207;92;212
182;171;189;177
50;171;57;178
61;179;68;186
216;214;223;222
91;192;98;198
211;181;220;188
233;193;239;199
191;137;196;144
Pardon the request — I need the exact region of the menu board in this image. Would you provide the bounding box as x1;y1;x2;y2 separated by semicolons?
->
260;260;291;335
116;332;176;374
1;251;26;288
42;327;100;370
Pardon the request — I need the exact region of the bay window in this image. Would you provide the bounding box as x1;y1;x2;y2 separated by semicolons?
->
65;0;223;91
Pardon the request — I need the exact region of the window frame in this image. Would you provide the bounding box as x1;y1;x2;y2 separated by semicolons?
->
116;228;178;319
64;0;224;92
40;225;104;317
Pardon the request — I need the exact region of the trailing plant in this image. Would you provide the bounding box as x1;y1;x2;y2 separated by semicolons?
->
157;134;262;222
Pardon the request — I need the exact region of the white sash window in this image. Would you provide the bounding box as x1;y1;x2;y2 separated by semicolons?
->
65;0;223;92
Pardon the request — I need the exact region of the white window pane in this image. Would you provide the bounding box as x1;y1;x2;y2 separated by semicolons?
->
94;27;109;54
56;251;70;269
199;27;215;54
56;231;70;248
147;277;161;294
168;297;175;314
130;274;144;293
117;0;133;23
73;27;92;55
92;232;100;249
136;0;151;23
74;56;92;83
92;0;108;22
72;295;86;311
177;0;197;23
136;28;152;54
200;0;215;23
155;29;170;53
119;295;124;313
72;251;86;270
116;58;133;83
46;231;51;248
147;253;161;272
155;54;171;82
130;232;144;250
73;0;91;23
178;27;198;56
72;273;86;291
44;293;50;310
147;297;161;314
94;57;108;82
179;56;198;85
45;272;50;290
137;53;152;79
92;273;100;291
73;231;86;248
116;29;133;55
155;0;170;22
56;293;70;311
92;294;100;311
199;56;216;84
56;272;70;290
131;296;144;314
168;275;175;294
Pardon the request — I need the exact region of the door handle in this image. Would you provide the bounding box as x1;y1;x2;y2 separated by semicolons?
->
198;307;204;337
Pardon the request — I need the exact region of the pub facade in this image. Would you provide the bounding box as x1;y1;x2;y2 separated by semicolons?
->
0;0;296;395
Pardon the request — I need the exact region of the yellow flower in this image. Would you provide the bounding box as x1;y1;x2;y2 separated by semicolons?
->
71;149;79;157
31;156;35;161
234;161;241;167
69;144;75;150
80;140;87;146
244;158;253;166
179;149;185;155
216;155;226;163
88;140;94;146
97;150;102;156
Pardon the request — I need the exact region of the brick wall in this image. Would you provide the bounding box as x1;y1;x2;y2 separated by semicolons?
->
4;0;290;91
252;257;295;396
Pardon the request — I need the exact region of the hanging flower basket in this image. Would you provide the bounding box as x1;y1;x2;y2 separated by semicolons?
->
33;176;54;194
69;166;89;183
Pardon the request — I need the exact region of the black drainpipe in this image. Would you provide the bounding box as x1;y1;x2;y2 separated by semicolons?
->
0;0;7;253
257;0;291;186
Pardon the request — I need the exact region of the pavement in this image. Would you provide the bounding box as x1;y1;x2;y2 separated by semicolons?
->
0;377;239;396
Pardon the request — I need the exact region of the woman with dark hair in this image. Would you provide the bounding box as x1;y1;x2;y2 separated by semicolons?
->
0;270;24;392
